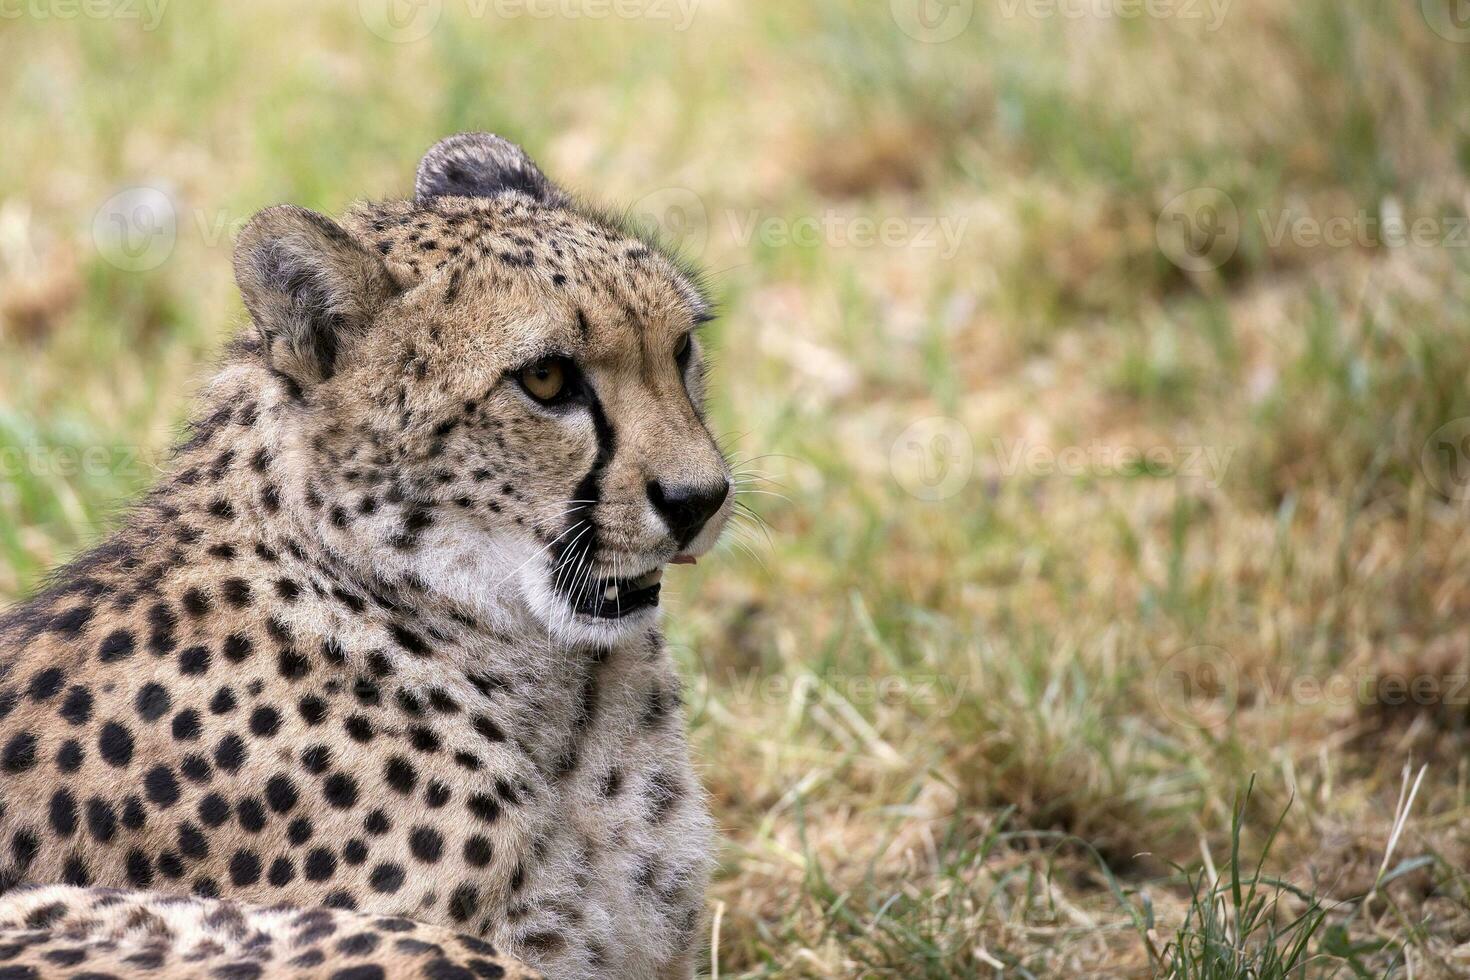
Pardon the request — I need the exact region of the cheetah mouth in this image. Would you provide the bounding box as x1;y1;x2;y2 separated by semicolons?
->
570;567;665;619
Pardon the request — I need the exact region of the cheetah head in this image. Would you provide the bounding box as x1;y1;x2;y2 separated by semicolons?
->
231;134;732;644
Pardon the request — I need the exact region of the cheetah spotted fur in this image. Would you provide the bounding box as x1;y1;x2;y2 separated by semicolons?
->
0;884;538;978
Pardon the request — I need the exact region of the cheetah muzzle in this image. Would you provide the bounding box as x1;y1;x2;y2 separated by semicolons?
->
0;133;732;980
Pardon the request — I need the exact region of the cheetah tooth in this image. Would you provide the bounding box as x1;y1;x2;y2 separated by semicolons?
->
631;568;663;589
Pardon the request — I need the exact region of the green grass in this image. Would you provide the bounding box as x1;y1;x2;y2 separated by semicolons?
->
5;1;1470;976
1155;781;1331;979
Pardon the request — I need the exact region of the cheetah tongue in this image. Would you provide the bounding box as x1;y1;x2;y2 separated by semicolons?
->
671;555;697;565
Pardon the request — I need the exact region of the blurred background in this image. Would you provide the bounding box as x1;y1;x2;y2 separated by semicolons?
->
4;1;1470;975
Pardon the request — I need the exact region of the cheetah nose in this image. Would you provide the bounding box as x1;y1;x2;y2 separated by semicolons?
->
647;478;730;547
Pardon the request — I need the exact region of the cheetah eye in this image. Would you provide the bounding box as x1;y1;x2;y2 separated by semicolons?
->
674;333;693;367
518;357;573;404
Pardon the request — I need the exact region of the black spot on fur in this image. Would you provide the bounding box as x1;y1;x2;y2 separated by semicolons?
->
98;630;136;663
448;884;480;922
229;849;261;886
324;772;359;808
304;847;337;881
173;709;203;741
214;732;247;772
55;739;84;772
147;602;178;656
182;588;211;617
180;645;211;675
466;794;500;824
223;633;253;662
237;797;267;832
463;836;493;867
278;649;310;680
369;862;405;893
98;722;133;767
48;605;93;637
390;624;430;656
384;757;416;794
409;826;443;863
135;683;171;722
26;668;64;702
143;764;181;807
47;789;77;836
266;774;299;813
222;578;252;607
86;799;117;843
125;848;153;887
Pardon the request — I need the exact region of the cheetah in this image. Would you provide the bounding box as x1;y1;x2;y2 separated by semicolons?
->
0;133;733;979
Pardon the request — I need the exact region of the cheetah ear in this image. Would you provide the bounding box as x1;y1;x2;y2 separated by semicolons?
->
233;205;399;389
415;132;570;207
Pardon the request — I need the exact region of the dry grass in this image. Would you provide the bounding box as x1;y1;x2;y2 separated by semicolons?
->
4;1;1470;975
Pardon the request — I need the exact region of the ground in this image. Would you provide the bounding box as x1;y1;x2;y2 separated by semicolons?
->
2;1;1470;976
